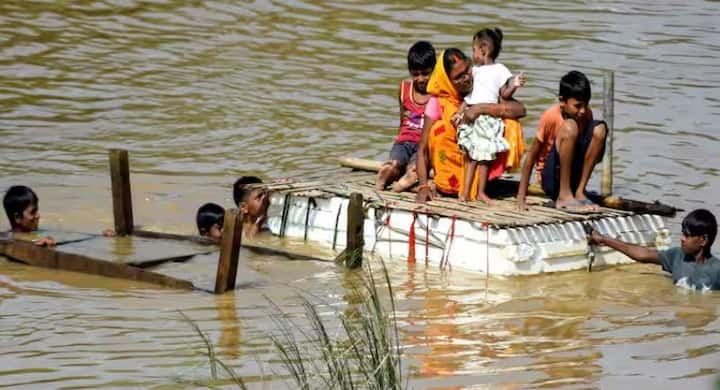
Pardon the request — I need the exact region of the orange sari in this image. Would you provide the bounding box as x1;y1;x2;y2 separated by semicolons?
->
426;52;524;196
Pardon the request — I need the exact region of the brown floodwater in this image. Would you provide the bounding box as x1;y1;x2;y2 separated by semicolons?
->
1;1;719;388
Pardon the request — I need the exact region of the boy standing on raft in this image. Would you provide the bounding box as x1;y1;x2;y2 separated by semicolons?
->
516;71;608;211
375;41;436;192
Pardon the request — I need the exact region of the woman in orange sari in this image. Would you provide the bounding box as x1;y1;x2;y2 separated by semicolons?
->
416;48;526;203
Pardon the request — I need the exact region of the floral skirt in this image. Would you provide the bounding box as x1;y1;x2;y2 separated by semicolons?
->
457;114;509;161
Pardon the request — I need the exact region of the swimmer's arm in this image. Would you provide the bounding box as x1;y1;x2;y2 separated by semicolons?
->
590;231;660;264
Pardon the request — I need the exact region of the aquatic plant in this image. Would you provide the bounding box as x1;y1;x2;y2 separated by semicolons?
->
179;310;248;389
178;254;404;389
269;255;405;389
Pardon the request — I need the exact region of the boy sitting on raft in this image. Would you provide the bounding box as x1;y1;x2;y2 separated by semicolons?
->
516;70;608;211
3;185;55;246
196;202;224;239
375;41;436;192
233;176;269;238
588;209;720;290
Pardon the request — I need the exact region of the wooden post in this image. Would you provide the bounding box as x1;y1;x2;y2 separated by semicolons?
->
344;192;364;269
109;149;134;235
601;70;615;197
214;208;243;294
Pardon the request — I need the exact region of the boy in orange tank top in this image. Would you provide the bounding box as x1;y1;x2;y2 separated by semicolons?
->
375;41;436;191
516;71;608;211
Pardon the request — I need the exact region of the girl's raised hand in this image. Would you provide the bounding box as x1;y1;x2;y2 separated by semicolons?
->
513;72;526;88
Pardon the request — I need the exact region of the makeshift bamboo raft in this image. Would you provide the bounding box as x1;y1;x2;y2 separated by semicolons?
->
262;159;676;275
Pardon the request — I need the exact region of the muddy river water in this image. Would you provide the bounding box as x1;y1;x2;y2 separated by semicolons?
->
1;1;719;388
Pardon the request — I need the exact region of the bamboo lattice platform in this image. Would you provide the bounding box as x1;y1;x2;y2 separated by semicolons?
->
263;170;632;229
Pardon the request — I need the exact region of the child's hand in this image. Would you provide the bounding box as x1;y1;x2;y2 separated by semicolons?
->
451;110;464;127
102;228;116;237
512;72;526;88
583;223;603;245
34;236;56;247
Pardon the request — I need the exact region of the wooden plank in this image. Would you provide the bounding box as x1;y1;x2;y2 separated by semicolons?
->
57;235;212;267
134;229;218;245
134;228;333;262
0;239;194;290
109;149;134;235
336;192;363;269
214;209;243;294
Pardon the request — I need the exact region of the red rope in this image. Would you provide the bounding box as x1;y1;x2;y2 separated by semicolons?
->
408;211;417;263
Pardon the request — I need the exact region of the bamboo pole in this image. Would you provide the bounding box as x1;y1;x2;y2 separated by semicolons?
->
214;208;243;294
601;70;615;196
109;149;134;236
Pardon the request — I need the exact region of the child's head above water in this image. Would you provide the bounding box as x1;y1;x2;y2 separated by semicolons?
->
233;176;268;219
472;27;503;65
3;185;39;233
196;202;224;239
407;40;436;94
681;209;717;258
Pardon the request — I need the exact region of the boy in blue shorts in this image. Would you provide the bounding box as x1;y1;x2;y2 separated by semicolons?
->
588;209;720;290
516;71;608;211
375;41;436;192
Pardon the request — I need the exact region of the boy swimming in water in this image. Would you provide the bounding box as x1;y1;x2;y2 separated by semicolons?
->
588;209;720;290
196;202;224;239
233;176;269;238
3;185;55;246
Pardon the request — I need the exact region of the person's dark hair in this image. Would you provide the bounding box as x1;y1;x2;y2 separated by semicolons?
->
473;27;504;60
442;48;469;74
196;202;224;235
3;185;38;228
407;41;436;72
559;70;591;102
233;176;263;206
682;209;717;258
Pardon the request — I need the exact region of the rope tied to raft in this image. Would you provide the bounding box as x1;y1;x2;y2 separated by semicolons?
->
279;193;292;237
303;197;316;242
483;221;490;302
425;211;430;266
408;211;417;263
331;201;343;250
440;214;457;271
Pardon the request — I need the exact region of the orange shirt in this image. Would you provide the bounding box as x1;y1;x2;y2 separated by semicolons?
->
535;104;593;181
